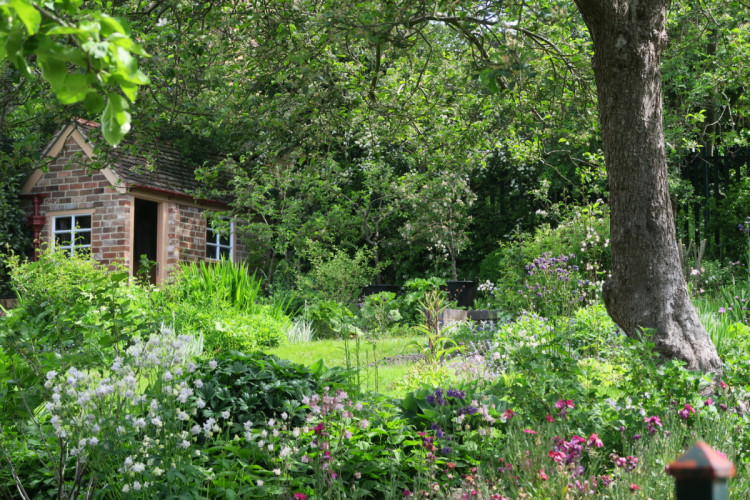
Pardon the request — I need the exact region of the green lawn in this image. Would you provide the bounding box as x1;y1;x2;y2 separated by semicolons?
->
268;335;426;397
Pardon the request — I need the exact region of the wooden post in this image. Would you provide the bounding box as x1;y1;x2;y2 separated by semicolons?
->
666;441;735;500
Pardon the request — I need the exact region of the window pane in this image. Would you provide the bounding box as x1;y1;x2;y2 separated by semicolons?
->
206;243;217;259
219;247;231;259
219;233;231;246
206;228;217;245
75;215;91;229
55;217;72;231
56;233;72;246
77;231;91;246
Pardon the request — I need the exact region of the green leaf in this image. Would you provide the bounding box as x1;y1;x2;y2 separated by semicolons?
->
101;93;131;145
57;73;90;104
38;55;67;91
83;91;105;113
9;0;41;35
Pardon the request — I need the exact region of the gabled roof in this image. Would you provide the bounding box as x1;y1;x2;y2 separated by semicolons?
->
25;119;228;205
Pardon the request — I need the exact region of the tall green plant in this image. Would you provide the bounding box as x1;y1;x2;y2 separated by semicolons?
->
174;259;263;312
406;290;459;364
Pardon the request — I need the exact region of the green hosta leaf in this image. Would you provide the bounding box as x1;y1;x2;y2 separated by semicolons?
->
101;93;131;145
9;0;41;35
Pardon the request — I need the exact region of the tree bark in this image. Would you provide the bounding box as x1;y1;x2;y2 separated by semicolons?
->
574;0;722;373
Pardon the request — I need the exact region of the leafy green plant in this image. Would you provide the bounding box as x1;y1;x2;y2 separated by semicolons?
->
297;245;380;305
1;248;151;422
307;299;357;339
189;351;352;432
398;277;447;325
357;292;402;336
172;259;264;311
405;290;460;364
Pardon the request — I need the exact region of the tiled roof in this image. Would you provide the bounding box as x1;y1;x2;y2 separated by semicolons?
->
73;119;227;202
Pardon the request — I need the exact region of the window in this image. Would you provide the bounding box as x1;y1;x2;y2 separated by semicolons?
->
206;220;233;260
53;214;92;255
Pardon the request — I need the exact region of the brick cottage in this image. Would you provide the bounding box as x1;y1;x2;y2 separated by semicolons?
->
21;119;246;284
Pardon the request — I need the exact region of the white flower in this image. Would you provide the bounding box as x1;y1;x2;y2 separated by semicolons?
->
180;440;190;449
191;425;201;435
281;412;288;421
208;360;218;370
132;462;145;473
89;437;99;446
163;371;173;382
151;416;163;427
257;480;264;487
177;411;189;421
196;398;206;409
122;485;130;493
153;467;164;477
132;481;142;491
194;379;203;388
267;418;275;427
273;468;281;476
46;370;58;380
221;410;230;420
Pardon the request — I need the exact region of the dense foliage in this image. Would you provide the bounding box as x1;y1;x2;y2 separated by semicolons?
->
2;247;750;498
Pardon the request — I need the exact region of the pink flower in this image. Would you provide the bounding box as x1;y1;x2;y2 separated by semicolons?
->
678;403;695;419
539;469;548;480
644;415;662;434
293;494;307;500
503;409;515;420
554;399;575;410
704;397;713;406
629;483;641;492
546;414;555;422
403;490;413;497
720;380;729;389
523;428;538;435
587;433;603;448
548;450;566;463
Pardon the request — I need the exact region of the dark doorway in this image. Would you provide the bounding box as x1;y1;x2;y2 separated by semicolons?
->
133;198;159;284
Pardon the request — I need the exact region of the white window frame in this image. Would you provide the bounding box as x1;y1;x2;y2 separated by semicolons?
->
52;213;92;255
206;219;234;261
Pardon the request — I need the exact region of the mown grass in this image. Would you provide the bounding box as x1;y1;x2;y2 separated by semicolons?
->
268;335;426;397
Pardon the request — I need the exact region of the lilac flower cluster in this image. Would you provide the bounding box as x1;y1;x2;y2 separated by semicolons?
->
425;388;465;405
519;253;598;317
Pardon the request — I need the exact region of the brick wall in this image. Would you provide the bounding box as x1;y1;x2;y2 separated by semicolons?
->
24;132;249;281
27;134;132;271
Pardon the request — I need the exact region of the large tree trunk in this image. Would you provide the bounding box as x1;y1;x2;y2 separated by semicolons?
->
574;0;722;373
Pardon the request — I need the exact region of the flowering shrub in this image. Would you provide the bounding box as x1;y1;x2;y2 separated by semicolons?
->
517;252;599;317
1;326;216;498
480;204;610;315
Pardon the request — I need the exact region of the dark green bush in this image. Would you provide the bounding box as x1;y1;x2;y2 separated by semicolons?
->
188;351;353;432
